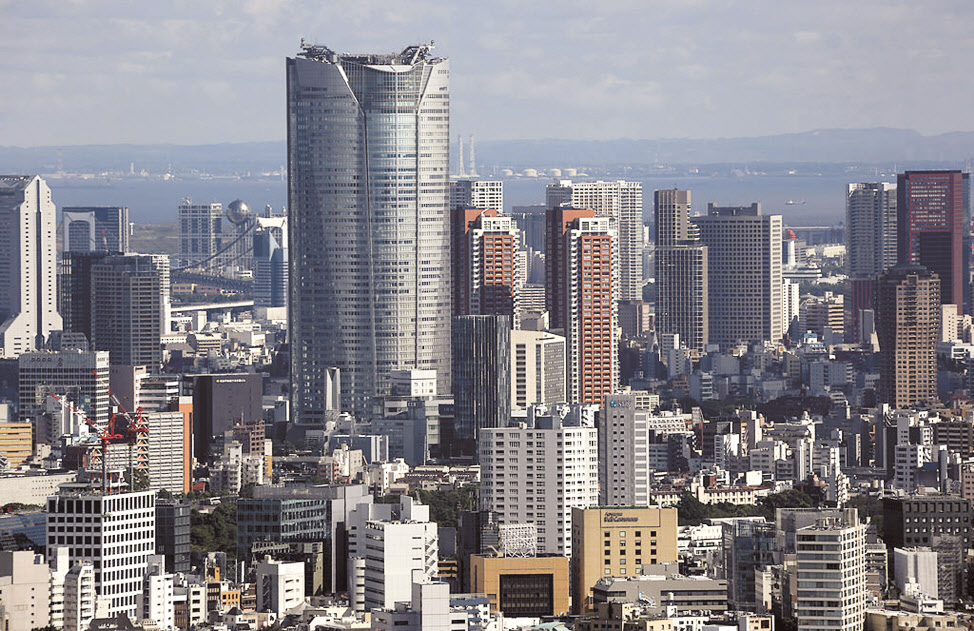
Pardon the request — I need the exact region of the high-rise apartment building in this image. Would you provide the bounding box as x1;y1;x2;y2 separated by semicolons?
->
897;170;970;313
451;315;511;457
19;348;111;425
654;189;708;352
287;43;451;420
845;182;897;344
510;330;566;410
547;180;643;301
479;415;598;556
252;216;288;309
795;518;866;631
451;209;520;320
875;264;940;408
0;176;62;358
545;208;615;404
89;254;169;368
177;201;223;272
450;179;503;211
62;207;130;253
46;491;156;619
692;203;783;347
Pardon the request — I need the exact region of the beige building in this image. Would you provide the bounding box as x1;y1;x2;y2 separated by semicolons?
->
469;555;570;617
570;506;679;613
510;329;566;410
0;421;32;467
0;551;51;631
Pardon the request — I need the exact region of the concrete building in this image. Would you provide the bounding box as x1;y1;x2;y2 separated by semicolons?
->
875;265;940;408
0;419;32;468
692;203;783;347
510;330;566;411
155;499;190;574
722;519;776;611
589;570;727;616
19;348;111;426
177;201;223;272
654;189;708;353
450;179;503;212
546;180;643;302
546;208;615;404
0;176;62;358
845;183;896;342
897;170;970;313
288;43;451;420
451;209;520;322
893;547;939;600
255;557;304;615
347;496;438;613
191;373;264;460
138;557;174;631
252;216;288;309
570;506;679;613
795;518;867;631
50;551;96;631
469;555;570;617
46;490;155;619
62;207;130;254
0;551;51;631
452;315;511;457
479;416;598;556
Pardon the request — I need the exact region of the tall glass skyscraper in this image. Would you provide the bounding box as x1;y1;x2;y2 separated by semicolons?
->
287;43;451;421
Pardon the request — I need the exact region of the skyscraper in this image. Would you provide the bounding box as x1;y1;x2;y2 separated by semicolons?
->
795;518;866;631
287;43;451;421
450;179;503;211
875;264;940;408
545;208;615;404
451;208;520;321
897;170;970;313
547;180;643;301
654;189;708;352
846;183;897;343
62;207;130;253
0;176;62;358
252;216;288;308
451;315;511;457
177;201;223;272
692;203;783;348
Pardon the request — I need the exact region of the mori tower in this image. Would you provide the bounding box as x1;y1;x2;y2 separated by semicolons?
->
287;43;452;421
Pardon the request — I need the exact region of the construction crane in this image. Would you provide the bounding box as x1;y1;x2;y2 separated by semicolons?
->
47;393;124;493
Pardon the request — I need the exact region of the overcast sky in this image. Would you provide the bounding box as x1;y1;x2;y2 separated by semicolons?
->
2;0;973;147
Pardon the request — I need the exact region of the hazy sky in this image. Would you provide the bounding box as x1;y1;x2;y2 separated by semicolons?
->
2;0;973;147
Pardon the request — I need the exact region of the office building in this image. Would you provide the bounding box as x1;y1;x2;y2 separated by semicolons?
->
845;183;896;342
62;207;130;253
192;373;264;460
451;315;511;457
468;555;570;617
89;254;169;368
59;251;109;343
897;170;970;312
287;43;451;420
0;176;62;358
19;348;110;425
141;410;190;494
546;207;615;404
452;209;520;320
570;506;679;613
0;551;51;631
723;519;777;611
0;420;32;467
347;496;438;612
255;558;305;615
875;265;940;408
547;180;643;301
479;416;598;556
692;203;783;347
253;216;288;308
177;201;223;272
46;491;155;619
598;394;691;506
450;179;503;211
510;330;566;410
655;188;708;352
883;495;973;552
795;518;866;631
155;499;190;574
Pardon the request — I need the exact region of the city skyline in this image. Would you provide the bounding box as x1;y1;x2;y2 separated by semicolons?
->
2;2;974;146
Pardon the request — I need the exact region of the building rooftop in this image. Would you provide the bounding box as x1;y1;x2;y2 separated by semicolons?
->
297;42;442;67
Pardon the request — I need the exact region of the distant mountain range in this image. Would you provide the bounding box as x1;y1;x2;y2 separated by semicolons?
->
0;127;971;173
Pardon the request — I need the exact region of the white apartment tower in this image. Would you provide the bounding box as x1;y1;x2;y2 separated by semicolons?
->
256;558;305;615
177;201;223;272
510;330;567;410
139;557;174;631
49;547;97;631
846;182;897;278
598;393;691;506
46;491;156;619
692;203;783;347
547;180;644;301
795;517;866;631
287;43;452;420
0;176;62;358
479;414;598;556
451;179;504;211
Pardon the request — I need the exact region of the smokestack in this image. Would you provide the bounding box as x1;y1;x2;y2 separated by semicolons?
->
457;136;466;177
468;135;477;177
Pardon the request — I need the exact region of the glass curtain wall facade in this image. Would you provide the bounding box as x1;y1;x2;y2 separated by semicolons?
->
287;44;451;421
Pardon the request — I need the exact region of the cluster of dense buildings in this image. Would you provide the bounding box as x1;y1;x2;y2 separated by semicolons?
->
2;41;974;631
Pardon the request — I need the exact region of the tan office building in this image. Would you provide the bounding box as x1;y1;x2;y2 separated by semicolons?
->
469;555;570;617
0;421;32;467
571;506;679;613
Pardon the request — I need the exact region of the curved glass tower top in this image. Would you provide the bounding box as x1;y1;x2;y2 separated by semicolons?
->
287;43;451;421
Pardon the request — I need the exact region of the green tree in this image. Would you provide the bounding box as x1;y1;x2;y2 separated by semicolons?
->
191;500;238;562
